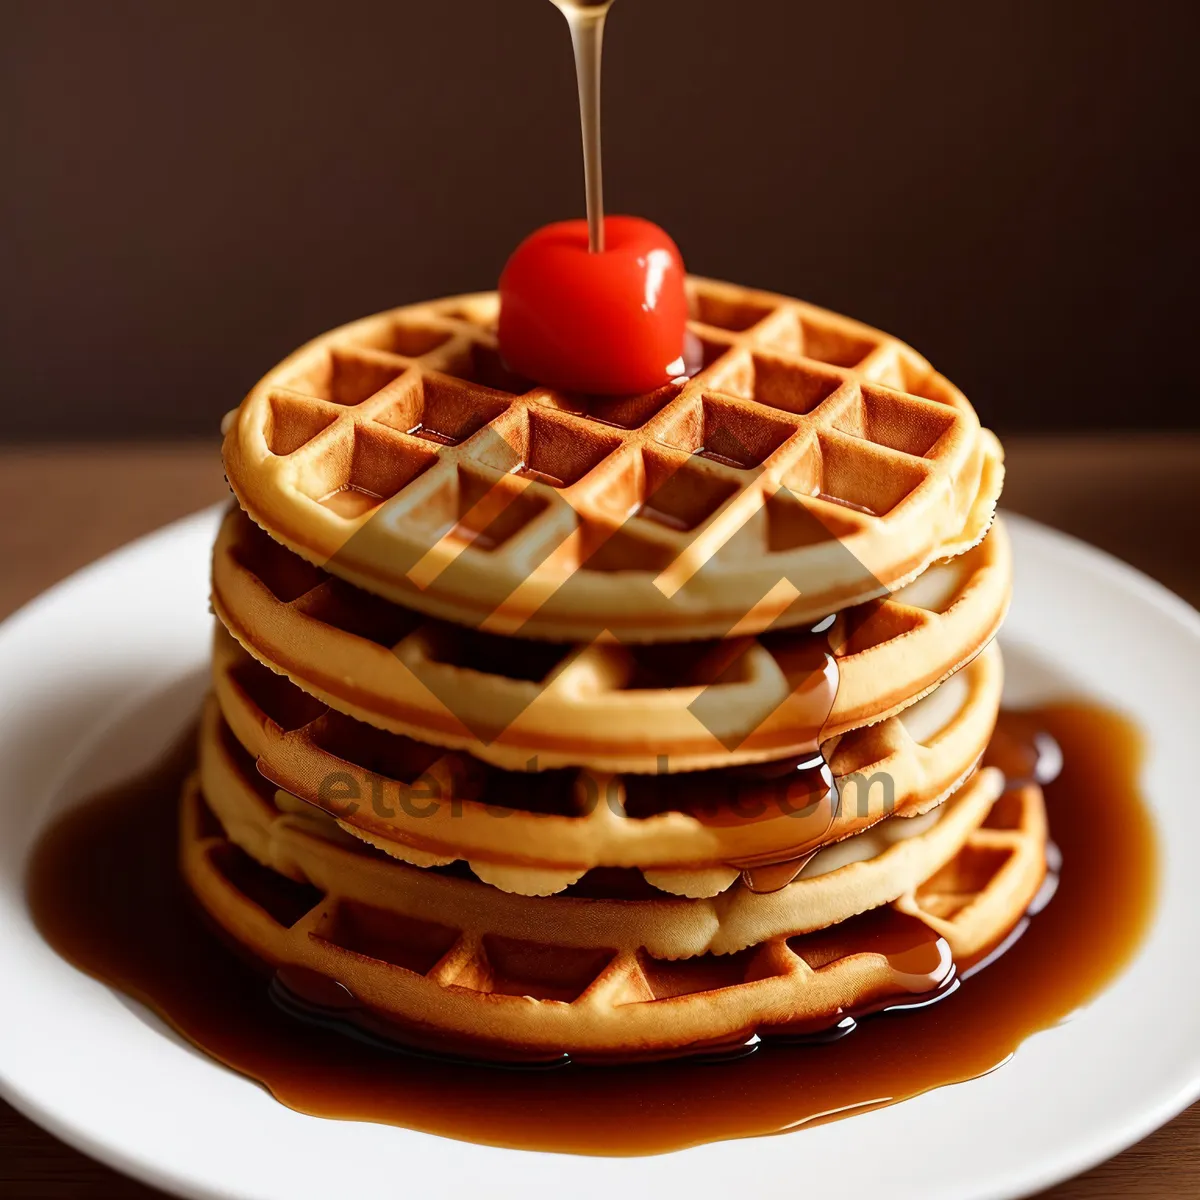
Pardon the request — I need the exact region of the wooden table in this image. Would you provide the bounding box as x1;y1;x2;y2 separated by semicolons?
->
1;438;1198;1197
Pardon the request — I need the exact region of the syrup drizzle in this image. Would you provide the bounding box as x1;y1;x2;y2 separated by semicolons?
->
615;613;841;893
265;906;956;1069
552;0;614;254
728;757;839;893
26;703;1158;1156
739;848;821;894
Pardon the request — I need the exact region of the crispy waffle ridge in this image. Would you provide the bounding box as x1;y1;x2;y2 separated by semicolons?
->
181;737;1046;1059
212;628;1002;897
196;701;1012;957
213;506;1010;771
222;279;1004;642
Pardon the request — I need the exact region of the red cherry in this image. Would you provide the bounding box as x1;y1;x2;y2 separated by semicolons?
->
498;216;688;396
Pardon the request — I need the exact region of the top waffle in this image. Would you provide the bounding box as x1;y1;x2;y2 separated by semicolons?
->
224;279;1003;642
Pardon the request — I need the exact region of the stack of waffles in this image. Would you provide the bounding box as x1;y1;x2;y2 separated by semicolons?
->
184;278;1048;1062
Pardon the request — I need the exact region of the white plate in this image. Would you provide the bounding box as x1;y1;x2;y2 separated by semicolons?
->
1;508;1199;1200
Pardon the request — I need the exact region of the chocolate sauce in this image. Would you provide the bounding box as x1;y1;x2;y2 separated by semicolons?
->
26;703;1156;1156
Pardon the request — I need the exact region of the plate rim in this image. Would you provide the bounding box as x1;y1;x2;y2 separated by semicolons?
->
0;503;1198;1200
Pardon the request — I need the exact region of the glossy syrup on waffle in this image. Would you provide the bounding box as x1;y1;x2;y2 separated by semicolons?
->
22;0;1161;1154
26;704;1157;1153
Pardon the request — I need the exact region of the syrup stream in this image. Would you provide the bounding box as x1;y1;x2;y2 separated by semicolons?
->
553;0;613;253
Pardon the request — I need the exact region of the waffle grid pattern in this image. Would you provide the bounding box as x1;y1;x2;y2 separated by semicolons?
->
181;757;1046;1058
224;279;999;640
196;702;1016;958
212;628;1003;896
193;277;1028;1060
212;506;1010;771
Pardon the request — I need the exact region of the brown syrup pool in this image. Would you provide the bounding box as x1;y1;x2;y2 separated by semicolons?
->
25;703;1157;1156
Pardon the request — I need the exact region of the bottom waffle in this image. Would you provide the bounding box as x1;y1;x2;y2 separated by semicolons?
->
181;730;1048;1060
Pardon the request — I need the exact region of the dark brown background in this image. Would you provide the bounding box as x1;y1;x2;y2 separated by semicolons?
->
3;4;1200;1189
2;0;1197;439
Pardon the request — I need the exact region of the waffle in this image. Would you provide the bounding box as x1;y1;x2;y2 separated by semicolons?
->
198;697;1016;956
222;279;1004;642
181;745;1046;1059
212;506;1010;772
211;628;1002;897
